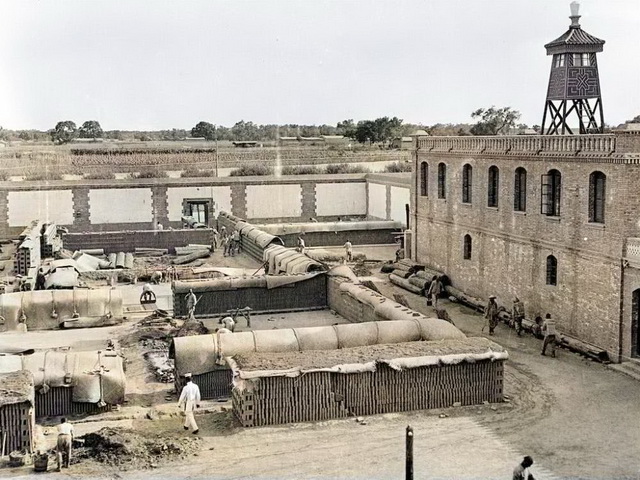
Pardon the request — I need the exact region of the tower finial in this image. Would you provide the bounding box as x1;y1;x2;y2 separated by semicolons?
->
569;2;581;28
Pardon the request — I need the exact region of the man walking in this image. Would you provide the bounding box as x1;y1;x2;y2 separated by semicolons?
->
512;296;525;336
56;417;74;471
178;373;201;434
185;289;198;320
512;455;535;480
427;275;444;308
541;313;557;357
343;240;353;262
484;295;499;336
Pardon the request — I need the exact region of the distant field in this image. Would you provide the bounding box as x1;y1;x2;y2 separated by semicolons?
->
0;142;410;180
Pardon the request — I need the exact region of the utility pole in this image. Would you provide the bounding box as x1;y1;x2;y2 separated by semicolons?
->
214;125;219;177
406;425;414;480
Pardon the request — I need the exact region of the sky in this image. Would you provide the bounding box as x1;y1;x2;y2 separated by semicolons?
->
1;0;639;131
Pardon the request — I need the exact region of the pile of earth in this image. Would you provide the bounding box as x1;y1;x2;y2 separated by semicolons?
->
76;427;201;470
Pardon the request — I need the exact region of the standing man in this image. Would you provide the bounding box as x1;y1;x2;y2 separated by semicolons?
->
484;295;499;336
231;229;241;256
156;221;164;231
222;229;231;257
512;296;525;336
512;455;535;480
296;235;306;254
541;313;557;357
185;289;198;320
178;374;201;434
56;417;74;471
343;240;353;262
427;275;444;308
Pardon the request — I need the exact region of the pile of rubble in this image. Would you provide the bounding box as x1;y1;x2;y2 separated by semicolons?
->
75;427;201;470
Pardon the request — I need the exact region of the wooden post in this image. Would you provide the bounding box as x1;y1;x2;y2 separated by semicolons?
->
406;425;414;480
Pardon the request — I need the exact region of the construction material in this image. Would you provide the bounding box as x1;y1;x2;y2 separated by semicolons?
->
79;248;105;256
172;249;210;265
108;253;117;268
60;315;123;329
134;247;168;256
115;252;126;268
389;274;423;294
14;221;43;277
124;252;134;269
0;371;35;454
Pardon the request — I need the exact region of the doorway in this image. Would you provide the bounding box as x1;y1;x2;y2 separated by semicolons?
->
185;200;210;225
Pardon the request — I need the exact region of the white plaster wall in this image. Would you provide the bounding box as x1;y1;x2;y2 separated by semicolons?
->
166;186;232;221
315;183;366;216
8;190;74;226
390;186;411;225
89;188;153;223
368;183;387;219
246;184;302;218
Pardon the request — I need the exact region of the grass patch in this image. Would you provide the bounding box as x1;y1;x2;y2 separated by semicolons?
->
180;167;216;178
281;165;321;175
131;169;169;179
383;161;412;173
325;163;369;174
229;165;274;176
24;170;63;181
83;171;116;180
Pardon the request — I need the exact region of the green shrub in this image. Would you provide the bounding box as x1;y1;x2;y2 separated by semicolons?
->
229;165;274;176
84;171;116;179
180;168;215;178
132;169;169;179
384;161;412;173
281;165;321;175
325;163;369;174
25;170;62;181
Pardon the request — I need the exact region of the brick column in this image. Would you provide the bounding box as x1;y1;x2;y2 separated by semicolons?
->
0;190;8;240
301;182;317;220
72;187;91;231
385;185;392;220
152;186;169;226
230;184;247;219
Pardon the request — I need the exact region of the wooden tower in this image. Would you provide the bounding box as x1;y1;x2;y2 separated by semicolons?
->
541;2;605;135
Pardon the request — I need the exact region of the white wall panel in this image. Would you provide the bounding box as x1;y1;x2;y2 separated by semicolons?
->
390;186;410;225
368;183;387;220
246;184;301;218
8;190;74;226
89;188;153;223
315;183;366;216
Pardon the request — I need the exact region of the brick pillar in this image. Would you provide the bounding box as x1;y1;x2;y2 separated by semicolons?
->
231;184;247;219
385;185;392;220
0;190;8;240
301;182;316;220
152;186;169;226
72;187;91;231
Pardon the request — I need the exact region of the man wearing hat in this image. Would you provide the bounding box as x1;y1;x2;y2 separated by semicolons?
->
178;373;201;434
484;295;500;336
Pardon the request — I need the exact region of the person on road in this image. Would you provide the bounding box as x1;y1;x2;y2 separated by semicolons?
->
512;455;535;480
178;373;201;434
56;417;74;471
427;275;444;308
343;240;353;262
512;296;525;336
541;313;557;357
484;295;499;336
185;289;198;320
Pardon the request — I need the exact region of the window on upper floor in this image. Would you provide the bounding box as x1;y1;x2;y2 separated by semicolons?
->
541;169;562;216
514;167;527;212
546;255;558;286
463;234;472;260
462;164;472;204
420;162;428;197
554;54;566;68
488;166;499;208
438;163;446;199
589;171;606;223
573;53;591;67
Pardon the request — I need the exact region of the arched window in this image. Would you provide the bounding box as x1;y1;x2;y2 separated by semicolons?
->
488;166;499;207
514;167;527;212
420;162;428;197
462;164;472;204
541;169;562;216
437;163;446;199
463;234;472;260
546;255;558;286
589;171;606;223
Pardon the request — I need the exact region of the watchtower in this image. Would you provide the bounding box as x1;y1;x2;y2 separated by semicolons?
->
541;2;605;135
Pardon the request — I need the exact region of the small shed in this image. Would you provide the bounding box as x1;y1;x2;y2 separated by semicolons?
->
279;136;298;146
232;141;259;148
0;370;35;454
391;137;413;150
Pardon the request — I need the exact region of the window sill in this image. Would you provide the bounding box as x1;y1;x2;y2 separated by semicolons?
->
586;222;605;229
436;197;447;202
486;206;499;212
544;216;561;223
460;202;472;208
513;210;527;216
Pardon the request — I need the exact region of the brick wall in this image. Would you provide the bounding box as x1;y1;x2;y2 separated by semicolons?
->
413;133;640;361
62;229;215;253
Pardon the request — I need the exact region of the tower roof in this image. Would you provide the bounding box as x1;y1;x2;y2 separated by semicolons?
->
545;2;604;55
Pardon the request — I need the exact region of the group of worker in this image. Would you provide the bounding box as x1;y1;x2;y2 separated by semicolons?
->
217;226;241;257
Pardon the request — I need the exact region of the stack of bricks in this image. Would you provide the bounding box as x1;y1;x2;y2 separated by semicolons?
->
14;221;43;277
40;223;62;258
233;359;504;427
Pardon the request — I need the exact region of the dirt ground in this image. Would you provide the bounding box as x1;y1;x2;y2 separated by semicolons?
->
4;253;640;478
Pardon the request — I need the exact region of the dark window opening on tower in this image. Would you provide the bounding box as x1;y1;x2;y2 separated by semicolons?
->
463;234;472;260
554;54;565;68
546;255;558;286
573;53;591;67
462;164;472;204
438;163;446;199
541;170;561;216
420;162;428;196
514;167;527;212
589;171;606;223
488;166;499;208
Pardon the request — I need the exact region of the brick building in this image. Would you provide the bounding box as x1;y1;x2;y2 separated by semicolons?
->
411;131;640;362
